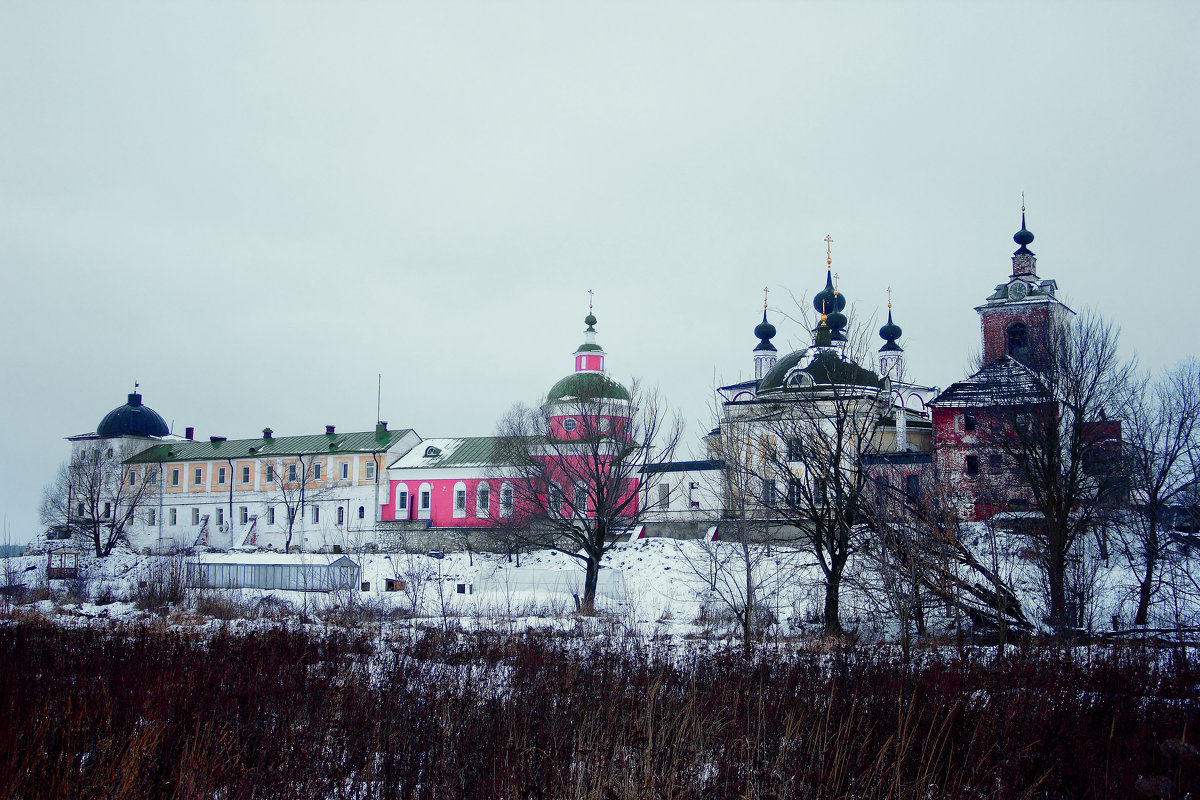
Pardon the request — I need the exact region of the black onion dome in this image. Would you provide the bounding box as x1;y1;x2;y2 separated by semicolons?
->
1013;211;1035;254
96;392;170;438
827;309;848;332
812;271;846;315
879;309;903;352
753;310;777;352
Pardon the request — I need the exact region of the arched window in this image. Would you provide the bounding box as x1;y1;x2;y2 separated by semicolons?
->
500;482;514;517
395;483;409;517
453;481;468;518
418;483;432;520
476;482;491;518
573;484;587;517
1006;322;1029;361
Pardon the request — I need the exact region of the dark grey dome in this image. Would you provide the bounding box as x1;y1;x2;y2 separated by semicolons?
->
97;392;169;438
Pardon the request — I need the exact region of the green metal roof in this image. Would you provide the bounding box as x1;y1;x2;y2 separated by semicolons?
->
124;428;414;464
389;436;536;469
574;343;604;352
546;372;630;403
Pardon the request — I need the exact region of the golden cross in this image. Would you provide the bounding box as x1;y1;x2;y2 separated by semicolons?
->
824;234;834;268
1021;191;1025;213
833;272;839;298
587;288;593;311
887;286;892;308
762;285;769;309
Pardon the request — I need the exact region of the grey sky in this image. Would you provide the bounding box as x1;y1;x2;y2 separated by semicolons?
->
2;2;1197;543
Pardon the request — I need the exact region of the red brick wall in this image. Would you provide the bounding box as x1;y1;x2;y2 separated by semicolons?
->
980;304;1051;365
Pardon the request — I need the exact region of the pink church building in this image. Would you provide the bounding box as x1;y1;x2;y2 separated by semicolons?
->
381;310;639;531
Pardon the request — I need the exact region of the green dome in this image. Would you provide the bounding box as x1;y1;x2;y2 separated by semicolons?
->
757;349;882;394
546;372;630;403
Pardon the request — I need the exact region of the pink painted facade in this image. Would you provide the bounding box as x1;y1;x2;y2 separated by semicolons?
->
381;474;507;527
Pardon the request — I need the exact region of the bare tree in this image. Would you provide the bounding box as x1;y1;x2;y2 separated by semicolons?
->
492;379;682;612
40;444;158;557
264;455;333;552
1119;359;1200;625
676;410;794;649
974;310;1135;634
747;323;889;636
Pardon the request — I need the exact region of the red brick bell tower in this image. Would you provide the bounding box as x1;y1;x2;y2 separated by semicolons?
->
975;207;1074;367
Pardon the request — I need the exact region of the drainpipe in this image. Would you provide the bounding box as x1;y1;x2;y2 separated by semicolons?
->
227;456;235;548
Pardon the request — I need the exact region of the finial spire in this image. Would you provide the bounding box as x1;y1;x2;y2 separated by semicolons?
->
887;286;892;309
763;285;769;309
824;234;833;270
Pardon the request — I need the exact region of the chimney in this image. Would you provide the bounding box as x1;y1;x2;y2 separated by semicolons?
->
325;425;336;435
184;427;194;441
376;421;388;438
263;428;273;440
210;436;227;444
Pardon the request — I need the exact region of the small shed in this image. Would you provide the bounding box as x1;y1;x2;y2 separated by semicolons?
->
187;556;360;592
47;551;79;580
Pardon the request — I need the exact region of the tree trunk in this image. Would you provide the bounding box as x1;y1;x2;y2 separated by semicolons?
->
1135;555;1154;626
1046;547;1068;634
581;556;599;614
823;573;843;635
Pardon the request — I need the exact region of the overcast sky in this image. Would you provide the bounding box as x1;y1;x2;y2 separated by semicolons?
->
2;2;1197;543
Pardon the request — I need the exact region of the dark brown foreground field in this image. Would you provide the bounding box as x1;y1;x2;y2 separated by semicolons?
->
0;621;1196;799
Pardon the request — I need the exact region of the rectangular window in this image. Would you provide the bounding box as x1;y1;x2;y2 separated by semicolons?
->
192;508;200;525
787;438;804;461
989;454;1003;473
874;475;889;506
420;491;430;510
964;413;977;432
266;466;275;482
171;469;180;486
337;506;344;525
169;508;177;525
761;479;777;506
358;506;365;520
574;485;587;514
239;506;248;525
657;482;670;508
364;462;376;480
501;486;514;517
148;469;157;483
965;455;980;477
398;490;409;510
242;466;251;483
787;479;803;506
341;463;349;480
148;509;156;525
478;487;490;517
217;467;226;484
103;502;111;518
455;490;466;511
128;469;137;485
314;463;322;480
77;501;84;516
312;506;320;524
288;464;297;482
905;474;921;503
268;507;276;525
194;468;202;485
216;507;224;525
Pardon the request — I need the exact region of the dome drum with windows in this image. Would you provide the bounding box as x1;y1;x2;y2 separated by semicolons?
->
545;308;631;441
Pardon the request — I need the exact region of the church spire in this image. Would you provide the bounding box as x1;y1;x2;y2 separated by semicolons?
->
573;291;606;374
879;288;904;378
753;286;778;380
813;235;848;343
1011;197;1038;277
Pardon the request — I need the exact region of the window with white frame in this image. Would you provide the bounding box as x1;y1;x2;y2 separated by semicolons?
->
171;469;180;486
216;507;224;525
358;506;364;519
453;482;467;517
288;464;297;482
337;506;344;526
242;466;251;483
218;467;226;485
476;482;490;518
268;507;276;525
128;469;137;485
341;462;349;480
103;502;111;518
562;417;578;433
239;506;248;525
396;484;409;514
500;483;514;517
147;509;156;525
266;465;275;482
148;469;157;483
192;508;200;525
169;508;177;525
194;468;203;485
364;461;376;480
548;485;562;517
418;483;432;520
657;482;670;508
314;462;322;480
312;505;320;524
573;485;587;516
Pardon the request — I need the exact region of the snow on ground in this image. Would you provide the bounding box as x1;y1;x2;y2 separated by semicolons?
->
3;528;1196;641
